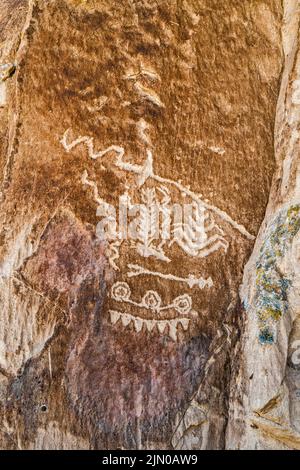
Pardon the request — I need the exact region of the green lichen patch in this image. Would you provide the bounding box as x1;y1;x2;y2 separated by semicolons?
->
253;205;300;344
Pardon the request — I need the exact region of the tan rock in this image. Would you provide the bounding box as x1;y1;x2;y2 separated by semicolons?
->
1;0;296;450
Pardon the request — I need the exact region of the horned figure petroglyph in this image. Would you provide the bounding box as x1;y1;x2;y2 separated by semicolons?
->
61;129;253;267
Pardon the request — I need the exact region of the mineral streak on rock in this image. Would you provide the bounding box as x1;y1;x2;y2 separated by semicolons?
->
0;0;295;450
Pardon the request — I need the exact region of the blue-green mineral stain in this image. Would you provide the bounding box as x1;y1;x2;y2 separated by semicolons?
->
258;327;275;345
254;204;300;345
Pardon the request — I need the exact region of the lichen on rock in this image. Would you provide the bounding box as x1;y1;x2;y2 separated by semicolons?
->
252;205;300;344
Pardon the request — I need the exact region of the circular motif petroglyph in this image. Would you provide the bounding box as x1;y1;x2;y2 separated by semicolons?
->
111;282;131;302
173;294;192;315
142;290;162;311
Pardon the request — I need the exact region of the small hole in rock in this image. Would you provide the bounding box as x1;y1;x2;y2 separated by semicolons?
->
40;405;47;412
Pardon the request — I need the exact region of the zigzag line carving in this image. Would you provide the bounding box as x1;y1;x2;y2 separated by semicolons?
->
109;310;190;341
60;129;254;241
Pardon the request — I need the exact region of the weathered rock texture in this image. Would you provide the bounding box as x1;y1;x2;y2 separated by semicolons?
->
227;0;300;450
0;0;298;450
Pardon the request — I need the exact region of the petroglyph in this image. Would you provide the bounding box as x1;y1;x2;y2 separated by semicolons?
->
123;62;164;108
61;131;254;241
131;187;171;263
81;170;105;205
60;96;255;344
170;204;229;258
113;147;255;240
109;310;189;341
109;280;196;340
60;71;254;343
110;281;197;316
127;264;213;290
80;172;228;263
61;129;125;163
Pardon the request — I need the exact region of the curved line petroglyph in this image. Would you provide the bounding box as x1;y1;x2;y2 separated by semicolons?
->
110;282;198;316
133;81;165;108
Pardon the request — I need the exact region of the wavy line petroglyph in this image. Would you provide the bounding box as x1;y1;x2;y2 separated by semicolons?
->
60;130;125;162
81;170;104;205
110;281;198;316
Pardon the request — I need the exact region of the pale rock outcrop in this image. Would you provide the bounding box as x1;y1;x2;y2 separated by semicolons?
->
226;0;300;450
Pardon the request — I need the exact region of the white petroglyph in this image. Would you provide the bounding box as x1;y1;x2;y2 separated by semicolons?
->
109;310;190;341
110;281;197;316
170;203;229;257
81;170;105;205
114;148;254;240
127;264;213;289
61;130;254;241
133;186;171;262
60;71;254;343
61;129;125;162
105;240;122;272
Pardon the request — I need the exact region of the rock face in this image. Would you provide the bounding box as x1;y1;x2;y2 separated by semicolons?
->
227;0;300;450
0;0;299;450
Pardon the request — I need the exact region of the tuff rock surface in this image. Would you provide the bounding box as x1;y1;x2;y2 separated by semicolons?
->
0;0;298;450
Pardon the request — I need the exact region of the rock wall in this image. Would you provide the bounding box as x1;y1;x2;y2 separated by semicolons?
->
0;0;297;450
226;0;300;450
